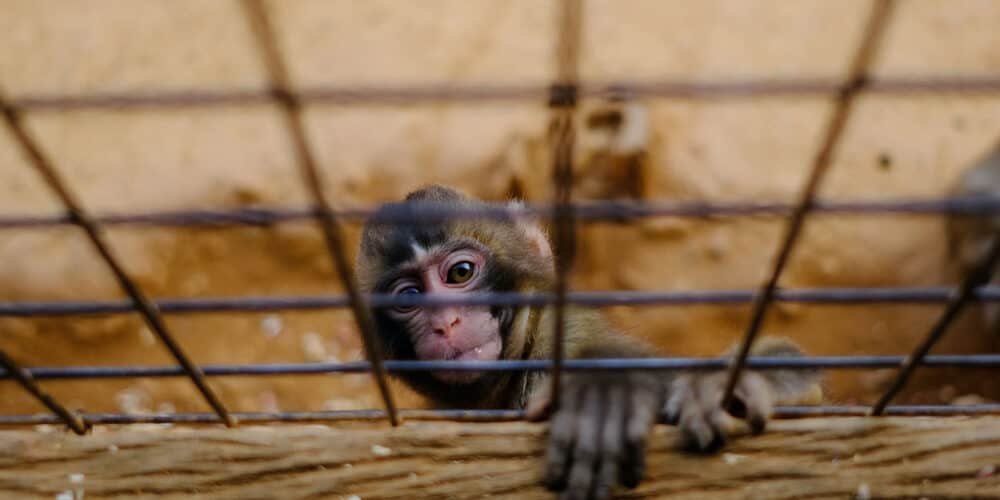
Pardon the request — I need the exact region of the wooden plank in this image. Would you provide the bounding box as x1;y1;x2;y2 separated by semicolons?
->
0;417;997;499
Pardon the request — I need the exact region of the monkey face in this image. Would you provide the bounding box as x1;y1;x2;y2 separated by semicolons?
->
384;244;503;384
357;185;555;397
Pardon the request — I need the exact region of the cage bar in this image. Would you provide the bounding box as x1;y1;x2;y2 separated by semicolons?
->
239;0;400;426
5;355;1000;382
0;96;235;429
7;76;1000;111
545;0;584;413
870;236;1000;415
721;0;898;410
4;197;1000;231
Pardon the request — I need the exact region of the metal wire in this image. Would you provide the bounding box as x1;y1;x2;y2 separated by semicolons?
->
721;0;897;410
6;76;1000;111
240;0;399;426
547;0;583;414
0;96;235;429
2;404;999;428
0;350;88;434
4;287;1000;318
4;197;1000;230
870;236;1000;415
2;2;1000;433
5;355;1000;381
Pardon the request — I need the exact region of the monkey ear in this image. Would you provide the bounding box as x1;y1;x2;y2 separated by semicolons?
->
508;200;553;260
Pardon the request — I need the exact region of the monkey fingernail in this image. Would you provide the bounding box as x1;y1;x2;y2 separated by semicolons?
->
725;397;748;419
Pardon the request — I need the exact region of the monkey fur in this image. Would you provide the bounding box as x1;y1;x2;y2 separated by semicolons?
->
948;143;1000;337
357;185;820;500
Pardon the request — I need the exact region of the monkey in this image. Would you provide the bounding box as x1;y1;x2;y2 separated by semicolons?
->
947;143;1000;337
356;185;821;500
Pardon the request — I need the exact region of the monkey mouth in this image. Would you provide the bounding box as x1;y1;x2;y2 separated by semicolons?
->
449;346;488;362
432;339;502;384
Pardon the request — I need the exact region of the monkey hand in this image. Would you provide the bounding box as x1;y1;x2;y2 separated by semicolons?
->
664;371;777;452
526;371;665;500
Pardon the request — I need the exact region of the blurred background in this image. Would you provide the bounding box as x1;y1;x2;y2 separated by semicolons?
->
1;0;999;418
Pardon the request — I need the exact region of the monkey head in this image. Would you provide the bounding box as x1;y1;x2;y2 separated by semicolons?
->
357;185;554;391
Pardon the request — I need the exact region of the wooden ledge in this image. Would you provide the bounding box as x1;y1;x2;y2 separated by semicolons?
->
0;417;997;499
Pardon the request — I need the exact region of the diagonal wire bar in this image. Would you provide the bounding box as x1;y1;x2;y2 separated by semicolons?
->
721;0;898;409
0;350;89;434
547;0;583;413
240;0;399;426
870;235;1000;415
0;98;235;428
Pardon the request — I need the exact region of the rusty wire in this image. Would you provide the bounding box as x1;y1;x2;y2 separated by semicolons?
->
7;76;1000;111
870;235;1000;415
720;0;898;410
239;0;399;426
2;2;1000;432
546;0;583;414
0;96;235;430
0;349;88;434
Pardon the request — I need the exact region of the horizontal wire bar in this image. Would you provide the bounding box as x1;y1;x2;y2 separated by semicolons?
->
2;404;998;427
6;76;1000;110
3;287;1000;318
4;197;1000;229
4;355;1000;380
771;405;1000;417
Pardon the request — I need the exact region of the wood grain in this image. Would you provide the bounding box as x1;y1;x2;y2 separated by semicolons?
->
0;417;997;499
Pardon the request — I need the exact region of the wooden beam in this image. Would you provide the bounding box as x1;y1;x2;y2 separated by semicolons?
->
0;417;997;499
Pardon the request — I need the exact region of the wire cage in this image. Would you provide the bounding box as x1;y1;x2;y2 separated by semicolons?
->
2;0;1000;439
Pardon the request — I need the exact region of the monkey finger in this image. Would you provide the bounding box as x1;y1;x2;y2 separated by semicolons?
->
622;385;658;488
663;376;692;425
593;462;618;500
709;406;734;444
595;386;626;498
543;382;582;491
563;387;604;500
733;374;774;435
679;405;722;452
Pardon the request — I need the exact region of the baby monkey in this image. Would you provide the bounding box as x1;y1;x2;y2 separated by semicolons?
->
357;185;819;500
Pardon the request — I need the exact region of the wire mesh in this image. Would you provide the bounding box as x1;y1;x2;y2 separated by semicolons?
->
0;96;234;431
239;0;399;426
720;0;898;410
0;0;999;431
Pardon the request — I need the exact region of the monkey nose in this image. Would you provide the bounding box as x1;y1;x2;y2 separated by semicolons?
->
432;314;461;337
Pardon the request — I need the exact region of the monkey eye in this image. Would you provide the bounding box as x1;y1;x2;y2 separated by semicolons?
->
446;261;476;284
391;285;422;312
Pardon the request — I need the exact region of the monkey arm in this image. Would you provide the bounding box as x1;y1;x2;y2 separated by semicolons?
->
523;307;820;499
